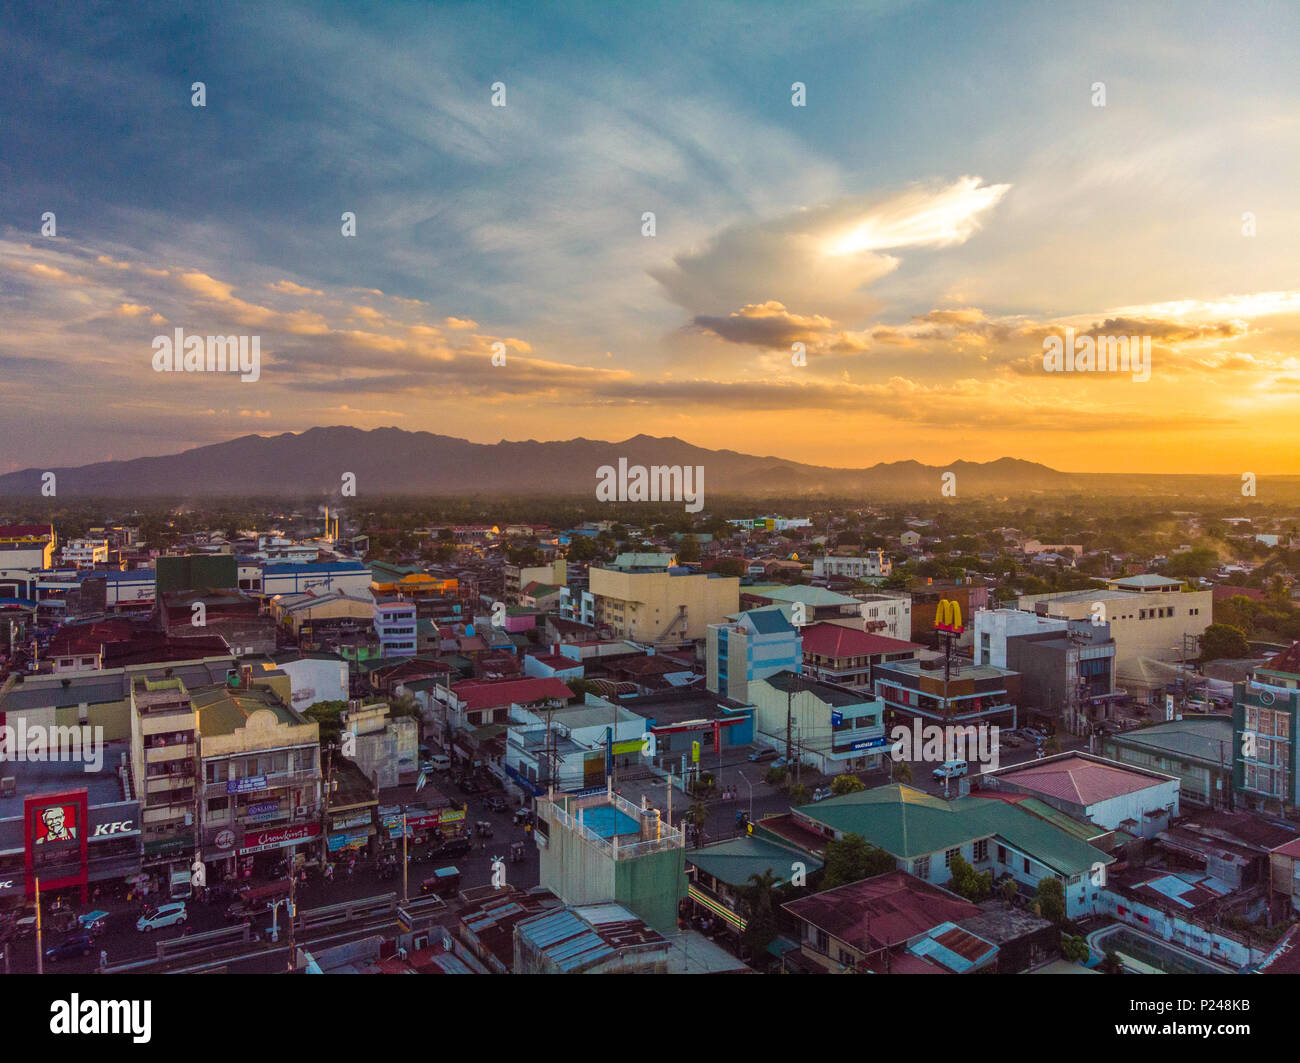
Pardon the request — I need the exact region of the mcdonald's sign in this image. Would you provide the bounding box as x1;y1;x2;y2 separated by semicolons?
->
934;599;963;634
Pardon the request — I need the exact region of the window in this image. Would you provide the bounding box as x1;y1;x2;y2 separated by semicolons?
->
914;856;931;879
814;928;829;954
1023;857;1031;874
997;844;1008;864
944;847;959;868
974;839;988;863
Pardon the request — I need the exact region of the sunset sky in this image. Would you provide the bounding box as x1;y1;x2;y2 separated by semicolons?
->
2;1;1299;474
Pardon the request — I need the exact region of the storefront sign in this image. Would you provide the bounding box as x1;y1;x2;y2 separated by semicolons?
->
213;829;236;851
90;819;137;838
238;823;320;855
227;776;268;795
327;830;368;852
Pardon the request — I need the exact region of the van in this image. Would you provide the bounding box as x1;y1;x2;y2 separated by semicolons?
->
932;759;968;780
425;754;452;772
748;748;779;763
136;902;187;933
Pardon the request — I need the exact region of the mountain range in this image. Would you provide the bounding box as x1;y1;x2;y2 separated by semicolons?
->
0;427;1266;499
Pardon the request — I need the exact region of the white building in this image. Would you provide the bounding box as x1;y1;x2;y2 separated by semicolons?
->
62;538;109;568
813;551;892;580
974;608;1069;668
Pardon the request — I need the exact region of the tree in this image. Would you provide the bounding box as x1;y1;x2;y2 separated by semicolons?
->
822;832;895;889
1200;623;1251;661
788;783;810;805
687;801;709;849
742;869;780;955
1060;933;1090;963
830;774;866;796
1033;876;1068;925
566;535;600;562
764;766;788;787
676;535;701;563
947;854;992;901
891;759;913;785
715;557;746;578
999;877;1019;908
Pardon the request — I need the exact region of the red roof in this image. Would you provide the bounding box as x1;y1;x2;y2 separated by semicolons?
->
995;754;1163;805
799;622;922;659
530;653;581;671
1212;584;1267;602
0;524;53;538
1264;641;1300;676
782;871;979;952
451;676;573;712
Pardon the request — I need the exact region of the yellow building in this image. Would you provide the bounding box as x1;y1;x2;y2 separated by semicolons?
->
272;589;376;635
588;557;738;642
370;572;458;598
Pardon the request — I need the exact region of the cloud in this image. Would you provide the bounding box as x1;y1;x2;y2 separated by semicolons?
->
269;280;324;296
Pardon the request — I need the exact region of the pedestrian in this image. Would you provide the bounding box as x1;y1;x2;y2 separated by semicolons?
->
99;949;108;970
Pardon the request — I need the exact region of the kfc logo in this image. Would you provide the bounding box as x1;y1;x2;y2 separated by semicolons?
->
34;804;77;844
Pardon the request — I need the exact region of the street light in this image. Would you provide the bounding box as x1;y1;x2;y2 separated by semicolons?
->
736;770;753;822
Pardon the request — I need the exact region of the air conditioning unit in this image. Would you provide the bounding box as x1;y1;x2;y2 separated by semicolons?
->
295;805;309;817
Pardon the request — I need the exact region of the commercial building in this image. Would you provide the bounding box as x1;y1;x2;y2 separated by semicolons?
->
812;551;892;581
193;675;322;878
373;599;417;657
1232;643;1300;815
873;658;1020;730
0;524;57;570
129;677;200;889
910;580;990;646
61;538;109;569
1099;716;1234;809
341;701;418;789
706;606;802;702
260;560;372;598
534;786;685;931
587;556;739;643
799;622;922;692
749;672;889;774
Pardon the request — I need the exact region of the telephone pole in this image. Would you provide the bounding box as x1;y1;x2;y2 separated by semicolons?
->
34;877;42;975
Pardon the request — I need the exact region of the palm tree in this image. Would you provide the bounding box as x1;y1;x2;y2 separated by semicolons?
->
742;869;780;955
688;801;708;848
892;760;913;785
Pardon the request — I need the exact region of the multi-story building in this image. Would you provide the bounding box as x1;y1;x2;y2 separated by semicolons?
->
260;560;372;597
846;592;912;640
1017;575;1211;693
61;538;109;569
874;657;1020;730
0;524;56;569
1233;644;1300;815
373;599;417;656
587;555;739;644
813;551;892;581
130;676;200;889
799;622;922;692
706;606;802;701
504;558;566;600
749;671;890;774
193;675;322;877
999;617;1117;734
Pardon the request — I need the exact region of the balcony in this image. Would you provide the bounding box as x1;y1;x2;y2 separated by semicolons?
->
145;742;196;763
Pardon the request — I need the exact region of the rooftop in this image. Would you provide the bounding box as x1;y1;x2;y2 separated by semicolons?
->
800;622;922;658
986;753;1171;805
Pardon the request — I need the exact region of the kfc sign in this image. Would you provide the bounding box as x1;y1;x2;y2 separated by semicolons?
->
33;803;78;844
91;819;137;838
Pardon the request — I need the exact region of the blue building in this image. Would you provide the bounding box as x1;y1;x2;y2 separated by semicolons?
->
706;605;802;702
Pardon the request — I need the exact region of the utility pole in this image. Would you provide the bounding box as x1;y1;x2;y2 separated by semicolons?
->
286;847;297;972
401;809;409;905
34;877;42;975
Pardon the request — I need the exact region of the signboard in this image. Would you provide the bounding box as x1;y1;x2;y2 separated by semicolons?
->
831;711;843;727
213;828;237;851
848;737;888;751
238;823;320;855
227;776;268;795
327;831;369;853
23;789;90;902
249;801;280;817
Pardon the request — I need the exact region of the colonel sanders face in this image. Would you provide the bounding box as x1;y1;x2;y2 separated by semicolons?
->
36;805;75;843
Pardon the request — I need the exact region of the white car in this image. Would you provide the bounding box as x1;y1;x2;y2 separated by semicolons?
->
811;786;833;802
932;759;969;780
136;901;187;933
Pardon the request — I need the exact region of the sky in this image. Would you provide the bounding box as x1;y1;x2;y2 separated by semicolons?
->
2;0;1299;475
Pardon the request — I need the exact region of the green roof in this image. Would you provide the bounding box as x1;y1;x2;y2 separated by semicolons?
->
191;684;303;736
1101;716;1233;766
687;835;823;888
751;585;861;607
793;784;1110;876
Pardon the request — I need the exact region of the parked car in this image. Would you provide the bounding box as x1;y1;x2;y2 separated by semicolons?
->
1020;727;1047;742
422;754;452;773
482;795;507;813
45;932;94;962
748;748;778;763
932;759;969;780
420;866;461;897
136;901;187;933
1001;734;1022;748
456;776;484;794
811;786;833;802
429;835;472;859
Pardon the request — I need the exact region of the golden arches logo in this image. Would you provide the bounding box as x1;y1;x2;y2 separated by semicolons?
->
934;599;964;633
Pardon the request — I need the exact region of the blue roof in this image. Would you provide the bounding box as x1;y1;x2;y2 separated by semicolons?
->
262;561;368;575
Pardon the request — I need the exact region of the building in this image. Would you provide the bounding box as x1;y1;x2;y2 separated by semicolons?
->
534;786;686;931
159;588;276;656
979;752;1179;840
271;589;374;637
193;675;322;878
129;677;200;890
1232;643;1300;814
1003;619;1118;733
842;591;912;640
260;560;372;598
782;784;1113;919
0;524;57;570
782;871;995;974
706;606;802;702
749;672;889;774
741;584;863;625
61;538;109;569
813;551;892;580
504;699;647;793
910;579;990;645
799;622;922;692
513;902;672;974
504;558;566;600
587;557;739;643
874;657;1020;730
685;835;823;947
1018;575;1212;690
341;701;418;789
373;599;417;656
1099;715;1234;809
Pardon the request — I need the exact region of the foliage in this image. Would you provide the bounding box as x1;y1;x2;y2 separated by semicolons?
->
947;854;992;901
829;773;866;796
822;832;895;889
1199;623;1251;661
1060;933;1091;963
764;766;788;787
742;869;780;955
1033;876;1068;925
788;783;810;805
